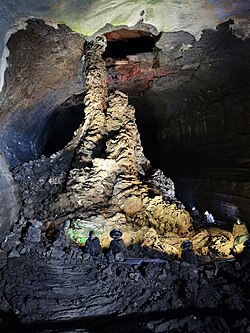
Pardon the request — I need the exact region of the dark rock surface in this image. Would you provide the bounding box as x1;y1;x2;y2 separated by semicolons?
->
0;19;85;167
128;28;250;224
0;20;249;333
0;243;249;332
1;19;250;227
0;154;20;241
0;20;85;240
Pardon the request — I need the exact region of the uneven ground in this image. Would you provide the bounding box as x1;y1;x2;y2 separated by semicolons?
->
0;239;250;332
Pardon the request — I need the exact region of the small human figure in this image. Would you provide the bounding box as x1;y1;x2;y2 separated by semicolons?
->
23;220;42;248
203;211;215;224
191;207;200;218
108;229;128;262
236;218;242;225
176;201;185;210
181;240;198;265
53;219;71;250
237;237;250;268
85;231;102;256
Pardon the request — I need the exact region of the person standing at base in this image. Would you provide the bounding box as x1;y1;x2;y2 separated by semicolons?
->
108;229;128;262
53;219;72;250
85;230;102;256
181;240;198;265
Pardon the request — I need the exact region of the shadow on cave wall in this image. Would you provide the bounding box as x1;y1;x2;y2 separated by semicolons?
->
42;94;85;157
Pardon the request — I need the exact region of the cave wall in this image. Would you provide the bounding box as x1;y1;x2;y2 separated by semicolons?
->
131;28;250;223
0;154;20;241
0;19;85;167
0;19;85;240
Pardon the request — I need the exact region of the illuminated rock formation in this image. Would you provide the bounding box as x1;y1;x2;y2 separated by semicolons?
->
45;36;192;247
12;32;248;260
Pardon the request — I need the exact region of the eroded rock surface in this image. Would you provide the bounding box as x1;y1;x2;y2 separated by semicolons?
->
128;28;250;224
0;19;85;166
0;154;20;241
11;34;246;258
0;247;249;332
12;36;192;251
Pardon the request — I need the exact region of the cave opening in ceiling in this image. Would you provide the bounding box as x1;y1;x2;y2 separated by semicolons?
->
102;29;157;60
42;95;85;157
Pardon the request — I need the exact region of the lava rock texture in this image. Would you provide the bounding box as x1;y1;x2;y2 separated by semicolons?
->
128;27;250;224
0;19;85;240
0;245;249;332
0;19;85;166
0;154;20;241
0;19;250;333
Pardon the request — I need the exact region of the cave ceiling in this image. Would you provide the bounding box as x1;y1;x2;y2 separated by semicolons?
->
0;0;250;40
0;1;249;92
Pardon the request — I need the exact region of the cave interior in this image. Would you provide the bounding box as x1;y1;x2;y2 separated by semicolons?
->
0;13;249;333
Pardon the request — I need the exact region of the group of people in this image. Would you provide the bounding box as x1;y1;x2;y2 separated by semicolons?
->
191;207;216;225
85;229;200;264
85;228;128;262
22;219;250;265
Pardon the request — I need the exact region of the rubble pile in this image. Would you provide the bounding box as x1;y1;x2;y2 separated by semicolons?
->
0;243;249;331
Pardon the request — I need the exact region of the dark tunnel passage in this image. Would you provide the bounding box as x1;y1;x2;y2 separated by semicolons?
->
102;29;156;59
127;28;250;224
42;95;85;157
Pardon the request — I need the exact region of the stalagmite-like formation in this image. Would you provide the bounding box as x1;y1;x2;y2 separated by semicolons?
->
44;36;191;249
12;36;248;258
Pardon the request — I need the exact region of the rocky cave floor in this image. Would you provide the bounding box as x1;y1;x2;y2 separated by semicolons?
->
0;232;250;333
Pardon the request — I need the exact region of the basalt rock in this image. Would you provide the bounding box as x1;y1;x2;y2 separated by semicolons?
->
0;19;85;167
0;154;20;241
12;36;192;248
0;20;250;332
129;28;250;225
0;250;249;330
